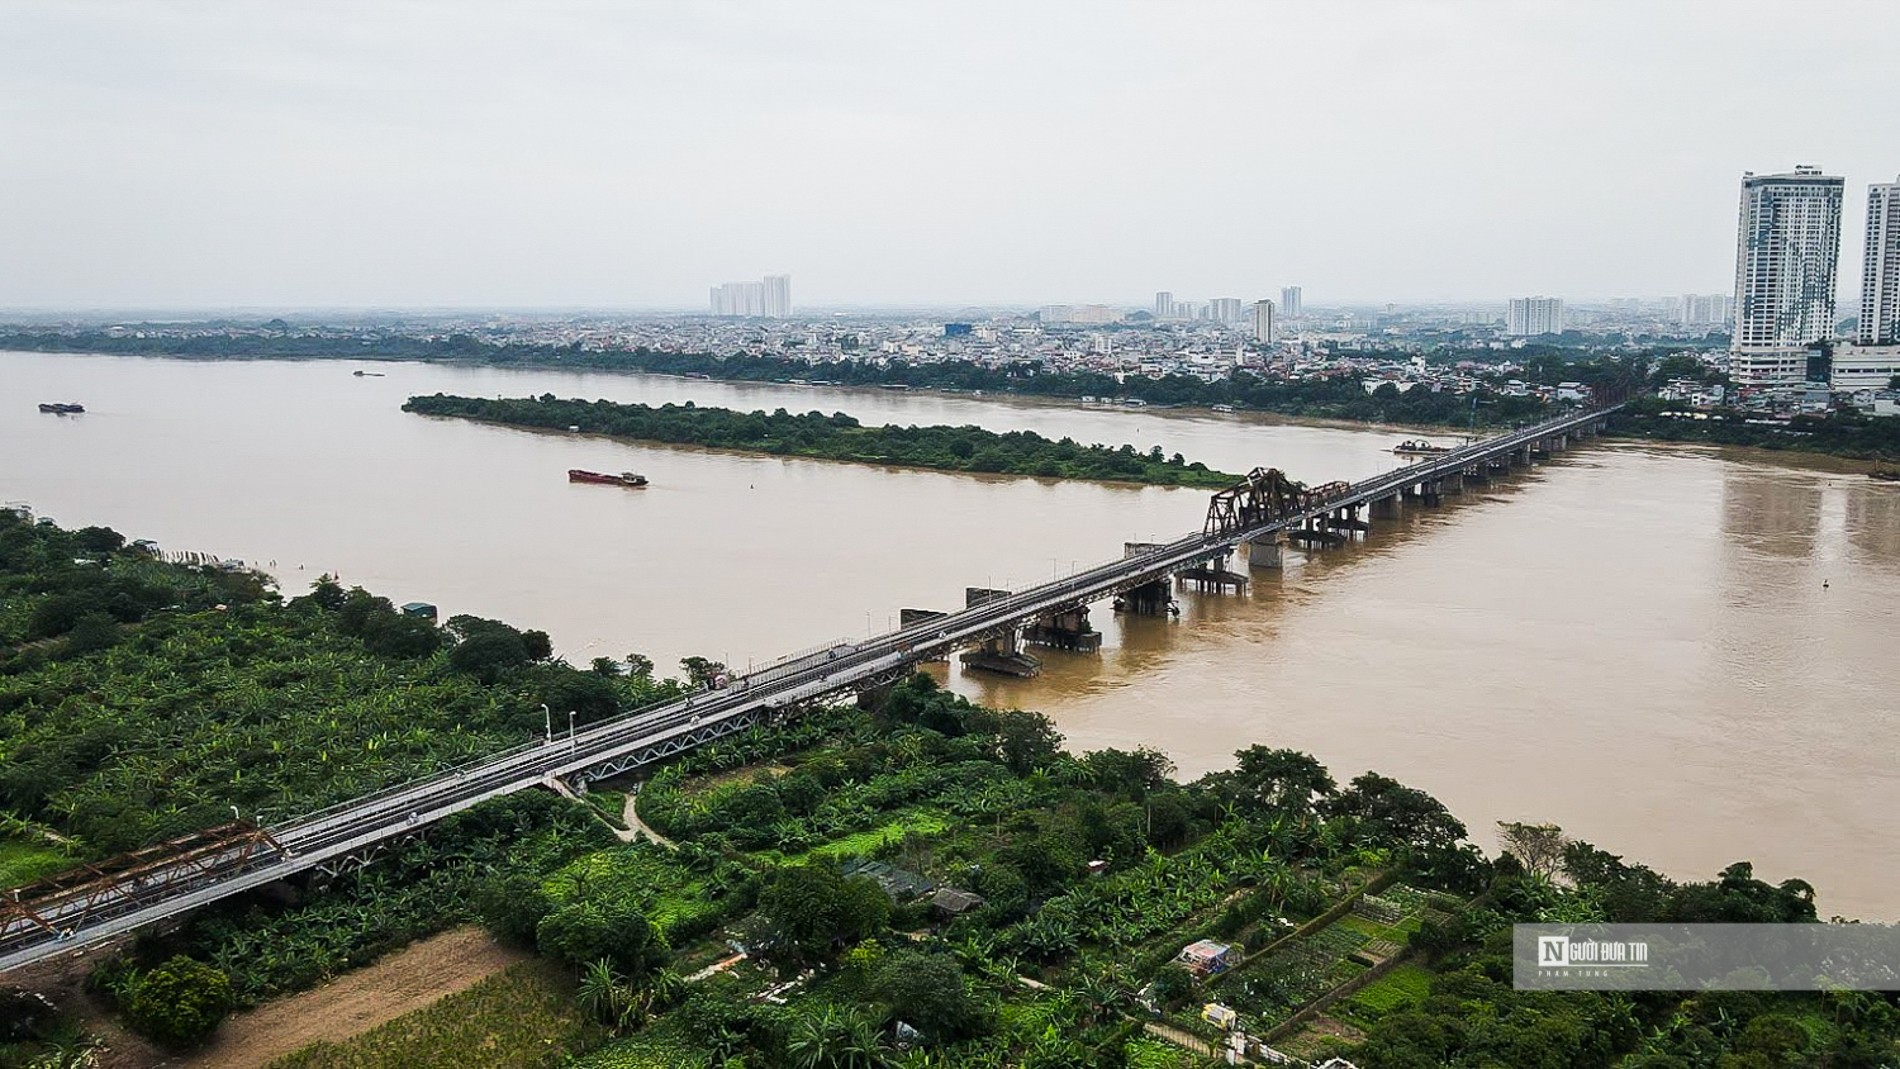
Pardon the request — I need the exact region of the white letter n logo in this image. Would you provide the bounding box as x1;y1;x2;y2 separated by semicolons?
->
1538;936;1570;967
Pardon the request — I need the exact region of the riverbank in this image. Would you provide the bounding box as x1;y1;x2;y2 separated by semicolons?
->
402;392;1241;487
1607;403;1900;464
0;331;1550;430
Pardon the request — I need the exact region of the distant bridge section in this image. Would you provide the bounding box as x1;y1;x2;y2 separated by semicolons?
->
0;404;1617;974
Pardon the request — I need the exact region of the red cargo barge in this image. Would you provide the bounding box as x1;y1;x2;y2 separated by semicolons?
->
568;469;648;487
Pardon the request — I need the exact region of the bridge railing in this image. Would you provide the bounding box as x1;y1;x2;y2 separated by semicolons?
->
742;635;858;681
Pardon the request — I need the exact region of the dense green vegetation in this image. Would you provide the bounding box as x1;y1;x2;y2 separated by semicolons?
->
5;509;1896;1066
403;393;1238;486
1611;397;1900;462
0;509;676;857
461;677;1900;1066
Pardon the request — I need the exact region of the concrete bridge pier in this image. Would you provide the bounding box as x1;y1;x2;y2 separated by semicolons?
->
958;626;1043;677
1116;579;1176;615
1370;493;1402;519
1247;532;1283;569
1286;514;1347;549
1325;504;1372;537
1420;479;1443;505
1179;556;1250;593
1440;471;1464;494
1024;606;1102;652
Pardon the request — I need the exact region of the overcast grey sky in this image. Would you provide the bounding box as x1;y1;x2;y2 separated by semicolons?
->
3;1;1897;310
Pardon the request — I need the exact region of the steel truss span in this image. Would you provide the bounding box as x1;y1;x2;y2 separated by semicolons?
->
0;405;1617;974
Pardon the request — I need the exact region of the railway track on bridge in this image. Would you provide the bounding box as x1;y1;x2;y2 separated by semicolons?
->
0;404;1618;974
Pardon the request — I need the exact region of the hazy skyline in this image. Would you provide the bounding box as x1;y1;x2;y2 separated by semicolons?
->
4;1;1899;310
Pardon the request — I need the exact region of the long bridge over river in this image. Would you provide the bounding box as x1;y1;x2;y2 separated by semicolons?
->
0;404;1618;974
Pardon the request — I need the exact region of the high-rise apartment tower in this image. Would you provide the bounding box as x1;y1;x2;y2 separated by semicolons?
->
1506;297;1564;336
1859;179;1900;346
1731;166;1843;384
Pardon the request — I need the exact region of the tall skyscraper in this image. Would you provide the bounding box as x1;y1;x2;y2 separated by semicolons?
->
710;276;787;318
763;274;792;318
1251;299;1276;343
1731;166;1844;385
1506;297;1564;336
1154;291;1175;318
1859;179;1900;346
1280;286;1303;319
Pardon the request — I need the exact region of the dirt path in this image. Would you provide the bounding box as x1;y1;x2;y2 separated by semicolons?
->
624;790;674;848
179;926;526;1069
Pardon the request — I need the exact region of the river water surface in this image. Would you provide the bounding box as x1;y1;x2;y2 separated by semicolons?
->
4;351;1896;919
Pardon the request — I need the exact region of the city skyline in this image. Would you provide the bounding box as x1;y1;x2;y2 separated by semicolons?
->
4;2;1899;308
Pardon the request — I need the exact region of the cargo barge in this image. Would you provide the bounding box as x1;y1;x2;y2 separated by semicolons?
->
568;469;648;487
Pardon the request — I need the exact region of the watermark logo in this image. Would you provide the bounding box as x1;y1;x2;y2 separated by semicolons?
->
1516;923;1900;991
1536;934;1648;969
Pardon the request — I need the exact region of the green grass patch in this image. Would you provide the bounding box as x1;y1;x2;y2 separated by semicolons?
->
800;810;950;861
1336;913;1403;943
570;1019;709;1069
1125;1036;1216;1068
1349;962;1434;1015
0;835;72;890
266;959;601;1069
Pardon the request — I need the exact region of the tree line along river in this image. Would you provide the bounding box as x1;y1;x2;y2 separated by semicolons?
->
3;350;1897;920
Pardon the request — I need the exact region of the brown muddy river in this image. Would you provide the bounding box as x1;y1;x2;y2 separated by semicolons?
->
5;351;1896;918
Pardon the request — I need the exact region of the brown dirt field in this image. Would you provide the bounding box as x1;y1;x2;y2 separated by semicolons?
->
177;926;526;1069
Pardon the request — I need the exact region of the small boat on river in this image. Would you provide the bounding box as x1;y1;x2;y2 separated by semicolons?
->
569;469;648;488
37;403;84;414
1392;439;1450;456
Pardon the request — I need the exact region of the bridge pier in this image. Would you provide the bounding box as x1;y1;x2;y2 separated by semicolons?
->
958;627;1043;677
1179;558;1249;593
1247;532;1283;569
1440;471;1464;494
1023;605;1102;651
1370;493;1402;519
1325;504;1371;536
1286;515;1346;549
1115;578;1176;615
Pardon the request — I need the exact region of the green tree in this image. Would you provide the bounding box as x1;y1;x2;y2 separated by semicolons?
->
759;864;890;964
972;708;1064;774
681;656;729;687
123;956;234;1048
474;871;550;946
869;950;984;1043
535;897;667;977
